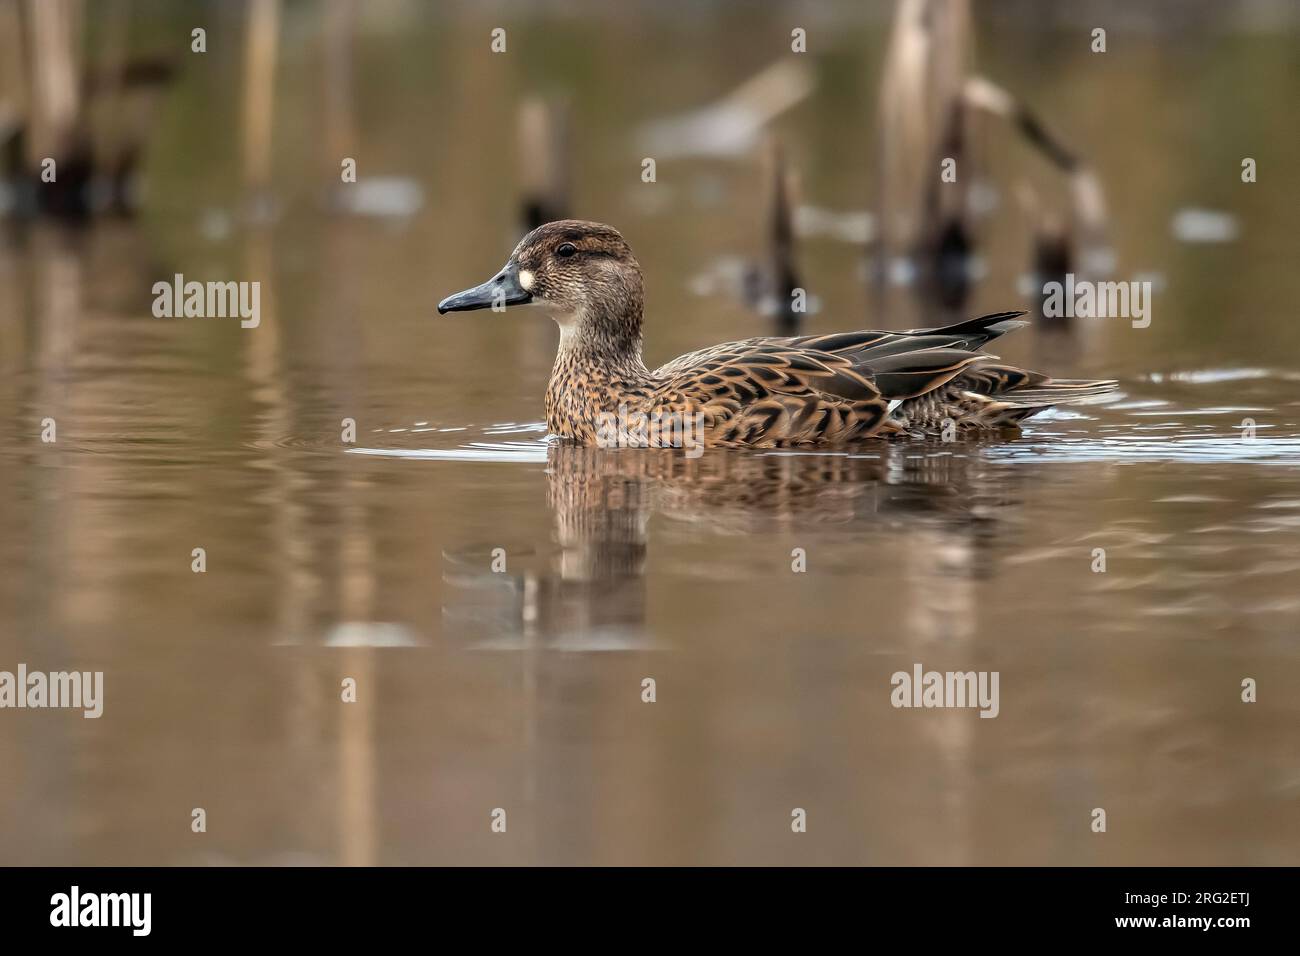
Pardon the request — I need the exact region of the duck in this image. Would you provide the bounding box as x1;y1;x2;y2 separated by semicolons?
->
437;220;1117;448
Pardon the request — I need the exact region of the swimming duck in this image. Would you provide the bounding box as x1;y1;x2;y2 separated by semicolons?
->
437;220;1116;448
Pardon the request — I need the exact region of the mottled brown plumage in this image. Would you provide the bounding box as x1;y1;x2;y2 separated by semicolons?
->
437;220;1117;448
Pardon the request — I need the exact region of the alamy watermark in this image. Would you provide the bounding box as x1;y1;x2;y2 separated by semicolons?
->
891;663;999;718
152;274;261;328
1042;273;1151;328
0;664;103;718
50;886;150;936
595;403;705;458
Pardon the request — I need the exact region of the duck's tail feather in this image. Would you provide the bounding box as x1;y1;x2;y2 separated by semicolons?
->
960;368;1118;426
885;359;1119;432
959;363;1118;405
995;379;1120;406
911;310;1030;348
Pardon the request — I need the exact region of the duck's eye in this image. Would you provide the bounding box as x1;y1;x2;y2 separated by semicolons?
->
556;242;577;258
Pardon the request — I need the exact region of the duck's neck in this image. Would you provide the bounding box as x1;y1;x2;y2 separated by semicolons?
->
555;303;650;374
546;304;655;440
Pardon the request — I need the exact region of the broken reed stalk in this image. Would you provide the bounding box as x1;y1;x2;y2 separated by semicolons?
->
518;96;570;231
963;75;1109;270
763;137;801;328
322;0;357;172
241;0;280;196
874;0;971;266
20;0;83;169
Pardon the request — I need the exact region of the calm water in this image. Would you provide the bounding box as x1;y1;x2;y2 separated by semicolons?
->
1;4;1298;865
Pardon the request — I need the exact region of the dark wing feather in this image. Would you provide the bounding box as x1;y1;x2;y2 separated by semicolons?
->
789;311;1028;358
652;311;1026;378
860;348;997;400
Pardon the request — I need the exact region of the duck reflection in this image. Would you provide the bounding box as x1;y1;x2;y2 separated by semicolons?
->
442;439;1025;650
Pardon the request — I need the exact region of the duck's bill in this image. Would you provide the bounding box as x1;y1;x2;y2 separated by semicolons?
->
437;262;533;314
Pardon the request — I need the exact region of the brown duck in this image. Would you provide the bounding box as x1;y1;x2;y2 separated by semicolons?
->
437;220;1116;448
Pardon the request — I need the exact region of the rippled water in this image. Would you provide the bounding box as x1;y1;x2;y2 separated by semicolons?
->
2;6;1299;865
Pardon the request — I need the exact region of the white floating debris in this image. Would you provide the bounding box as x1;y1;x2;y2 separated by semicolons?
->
1080;246;1117;275
324;622;421;647
795;205;875;243
687;255;749;298
199;207;233;241
334;176;424;219
887;256;918;286
1148;368;1272;385
1171;208;1239;243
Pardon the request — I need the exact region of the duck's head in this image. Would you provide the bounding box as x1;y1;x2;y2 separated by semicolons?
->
438;220;644;350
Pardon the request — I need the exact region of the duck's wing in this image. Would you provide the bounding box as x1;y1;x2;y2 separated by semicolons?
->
649;312;1114;444
652;311;1025;377
784;311;1029;357
654;343;993;445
